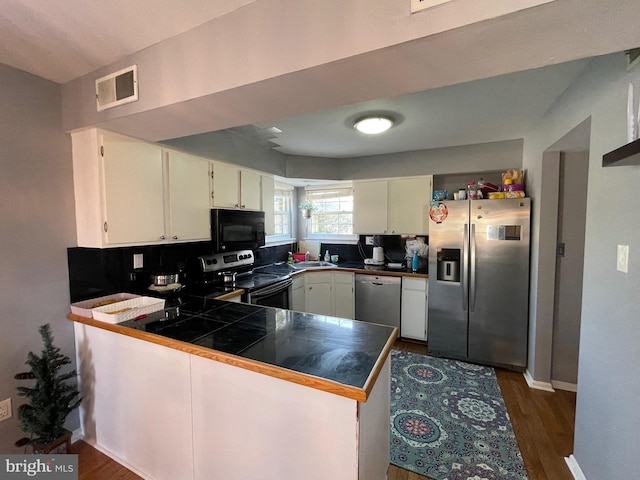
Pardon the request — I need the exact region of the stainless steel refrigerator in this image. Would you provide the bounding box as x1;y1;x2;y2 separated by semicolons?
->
428;198;530;371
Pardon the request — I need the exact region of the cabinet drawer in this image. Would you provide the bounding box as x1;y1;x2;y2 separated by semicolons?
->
306;272;331;284
333;272;354;285
402;277;427;292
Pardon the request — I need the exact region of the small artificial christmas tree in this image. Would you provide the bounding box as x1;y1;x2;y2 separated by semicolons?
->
14;323;81;448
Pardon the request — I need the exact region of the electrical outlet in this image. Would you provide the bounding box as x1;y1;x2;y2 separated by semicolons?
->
0;398;12;422
133;253;144;269
365;236;374;245
617;245;629;273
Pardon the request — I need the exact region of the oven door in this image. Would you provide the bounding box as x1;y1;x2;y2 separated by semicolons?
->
246;279;292;309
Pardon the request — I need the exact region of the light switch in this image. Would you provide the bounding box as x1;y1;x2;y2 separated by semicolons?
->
617;245;629;273
133;253;144;269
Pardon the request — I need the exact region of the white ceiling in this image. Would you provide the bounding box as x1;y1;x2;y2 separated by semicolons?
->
0;0;631;159
251;59;591;158
0;0;257;84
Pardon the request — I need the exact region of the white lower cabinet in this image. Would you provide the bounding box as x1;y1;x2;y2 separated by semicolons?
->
306;272;333;316
401;277;428;341
333;272;355;319
294;271;354;318
291;274;306;312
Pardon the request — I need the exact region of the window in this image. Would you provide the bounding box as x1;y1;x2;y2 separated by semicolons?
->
270;183;294;240
305;186;355;238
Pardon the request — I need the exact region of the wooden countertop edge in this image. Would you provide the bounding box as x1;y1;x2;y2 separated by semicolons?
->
213;289;245;300
290;266;428;279
68;313;386;403
362;326;398;394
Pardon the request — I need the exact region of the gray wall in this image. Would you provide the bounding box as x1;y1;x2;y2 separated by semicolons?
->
523;52;640;479
0;64;77;452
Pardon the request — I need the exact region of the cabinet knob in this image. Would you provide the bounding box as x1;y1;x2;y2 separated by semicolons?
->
160;235;166;240
172;236;178;240
103;222;108;232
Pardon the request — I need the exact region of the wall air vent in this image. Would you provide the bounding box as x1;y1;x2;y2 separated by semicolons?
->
411;0;454;13
95;65;138;112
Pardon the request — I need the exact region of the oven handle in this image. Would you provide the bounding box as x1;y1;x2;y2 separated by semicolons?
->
249;278;293;299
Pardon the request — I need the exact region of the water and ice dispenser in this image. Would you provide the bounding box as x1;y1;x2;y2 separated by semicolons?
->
437;249;460;282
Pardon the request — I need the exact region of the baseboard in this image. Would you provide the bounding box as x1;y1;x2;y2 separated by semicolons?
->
71;427;83;444
552;380;578;392
565;454;587;480
523;369;555;392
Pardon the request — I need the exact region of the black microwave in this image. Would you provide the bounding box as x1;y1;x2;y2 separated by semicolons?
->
211;209;266;252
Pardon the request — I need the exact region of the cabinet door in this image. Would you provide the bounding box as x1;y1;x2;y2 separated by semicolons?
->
167;151;211;241
306;272;332;316
102;135;165;244
401;278;428;341
353;180;388;234
333;272;354;319
291;275;306;312
261;175;275;235
388;176;432;234
212;162;240;208
240;170;262;210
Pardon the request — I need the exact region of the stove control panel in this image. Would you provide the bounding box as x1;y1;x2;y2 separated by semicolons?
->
199;250;254;273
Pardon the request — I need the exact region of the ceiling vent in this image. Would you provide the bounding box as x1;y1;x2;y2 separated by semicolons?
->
95;65;138;112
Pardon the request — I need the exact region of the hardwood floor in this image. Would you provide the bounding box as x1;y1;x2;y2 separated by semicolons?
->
72;340;576;480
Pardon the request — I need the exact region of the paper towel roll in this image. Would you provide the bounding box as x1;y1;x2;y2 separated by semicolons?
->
373;247;384;262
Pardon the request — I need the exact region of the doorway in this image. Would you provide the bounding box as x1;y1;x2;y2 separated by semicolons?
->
551;150;589;390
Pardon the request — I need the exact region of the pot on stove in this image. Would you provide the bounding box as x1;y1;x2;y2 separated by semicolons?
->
150;273;180;286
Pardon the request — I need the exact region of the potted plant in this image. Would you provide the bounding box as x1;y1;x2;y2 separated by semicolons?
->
14;324;81;453
299;200;316;219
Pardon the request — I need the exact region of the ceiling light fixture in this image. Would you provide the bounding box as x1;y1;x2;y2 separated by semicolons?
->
353;116;394;134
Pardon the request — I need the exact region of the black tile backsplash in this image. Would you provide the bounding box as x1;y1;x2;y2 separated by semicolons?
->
321;234;428;265
68;241;295;303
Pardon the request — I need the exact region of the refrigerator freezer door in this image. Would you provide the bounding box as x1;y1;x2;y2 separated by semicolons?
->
428;201;470;360
467;198;530;369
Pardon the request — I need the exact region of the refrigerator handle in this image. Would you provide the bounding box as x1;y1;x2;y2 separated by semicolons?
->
462;223;469;312
470;223;477;312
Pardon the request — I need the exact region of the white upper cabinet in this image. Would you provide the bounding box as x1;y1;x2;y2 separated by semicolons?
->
211;162;262;210
71;129;211;247
353;180;388;234
387;176;432;235
240;169;261;210
166;150;211;242
101;133;165;244
261;175;275;235
353;176;432;234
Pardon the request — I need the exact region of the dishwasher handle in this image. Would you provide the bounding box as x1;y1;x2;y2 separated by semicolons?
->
355;274;401;286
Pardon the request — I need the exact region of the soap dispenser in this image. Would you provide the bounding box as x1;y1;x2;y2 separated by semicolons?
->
412;251;419;272
324;250;330;262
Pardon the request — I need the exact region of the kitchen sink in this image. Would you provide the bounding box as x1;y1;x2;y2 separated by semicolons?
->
292;261;337;270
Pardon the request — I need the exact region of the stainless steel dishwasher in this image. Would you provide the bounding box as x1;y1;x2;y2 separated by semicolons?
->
354;274;401;329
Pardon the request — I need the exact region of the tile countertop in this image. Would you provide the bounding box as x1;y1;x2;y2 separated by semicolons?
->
68;295;397;402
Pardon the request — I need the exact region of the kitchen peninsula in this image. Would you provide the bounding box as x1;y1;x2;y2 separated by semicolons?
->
69;296;396;480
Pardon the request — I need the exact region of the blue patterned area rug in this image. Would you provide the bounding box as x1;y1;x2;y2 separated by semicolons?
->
390;350;528;480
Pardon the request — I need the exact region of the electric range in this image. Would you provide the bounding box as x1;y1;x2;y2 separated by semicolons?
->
193;250;292;308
